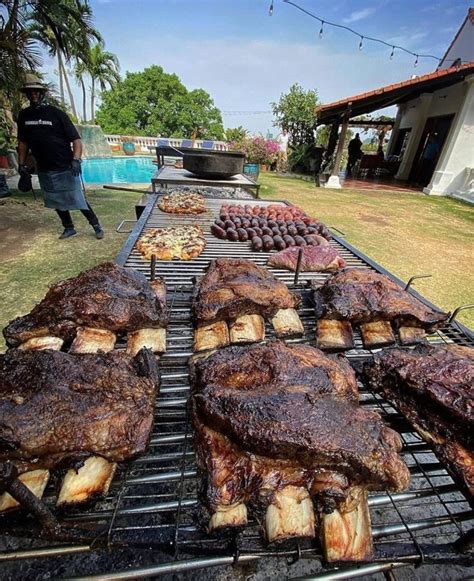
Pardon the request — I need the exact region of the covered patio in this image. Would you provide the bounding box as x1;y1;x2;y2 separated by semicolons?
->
316;62;474;199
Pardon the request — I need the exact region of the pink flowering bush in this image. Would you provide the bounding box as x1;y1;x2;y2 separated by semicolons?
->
229;136;279;165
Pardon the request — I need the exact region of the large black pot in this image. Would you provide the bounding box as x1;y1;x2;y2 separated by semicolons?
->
182;150;244;179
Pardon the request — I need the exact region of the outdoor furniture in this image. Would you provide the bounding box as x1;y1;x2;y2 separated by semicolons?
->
151;165;261;197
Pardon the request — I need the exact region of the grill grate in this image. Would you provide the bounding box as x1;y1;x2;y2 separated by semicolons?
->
1;194;472;579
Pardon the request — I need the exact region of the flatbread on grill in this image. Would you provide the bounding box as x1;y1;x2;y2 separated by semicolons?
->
158;192;206;214
136;226;206;261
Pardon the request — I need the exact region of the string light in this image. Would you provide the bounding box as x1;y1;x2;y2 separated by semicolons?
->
414;54;419;67
269;1;273;16
281;0;466;67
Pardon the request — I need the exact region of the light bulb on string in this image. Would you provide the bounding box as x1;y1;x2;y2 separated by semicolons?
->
359;36;364;51
390;46;395;60
319;21;324;39
269;1;273;16
414;54;419;67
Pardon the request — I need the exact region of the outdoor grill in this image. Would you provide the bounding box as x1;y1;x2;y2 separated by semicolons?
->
1;194;473;579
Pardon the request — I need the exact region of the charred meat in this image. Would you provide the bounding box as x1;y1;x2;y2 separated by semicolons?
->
0;348;159;470
363;344;473;497
190;340;409;555
192;259;303;350
4;262;168;348
313;268;449;349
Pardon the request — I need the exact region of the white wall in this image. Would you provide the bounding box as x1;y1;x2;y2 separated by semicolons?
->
424;77;474;200
439;13;474;69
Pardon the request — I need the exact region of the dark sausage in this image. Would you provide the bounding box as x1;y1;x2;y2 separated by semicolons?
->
227;228;239;241
262;235;274;251
210;224;227;239
293;235;307;246
273;235;286;250
224;220;235;230
261;226;273;236
237;228;249;242
283;235;296;246
251;236;263;251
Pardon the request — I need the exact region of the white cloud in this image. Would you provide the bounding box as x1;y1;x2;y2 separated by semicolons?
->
343;8;377;24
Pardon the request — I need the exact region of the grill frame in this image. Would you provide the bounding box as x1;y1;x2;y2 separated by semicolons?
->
0;193;472;579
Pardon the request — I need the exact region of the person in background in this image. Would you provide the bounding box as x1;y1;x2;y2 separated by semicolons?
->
346;133;362;176
17;73;104;240
276;128;290;173
377;144;385;160
418;133;440;185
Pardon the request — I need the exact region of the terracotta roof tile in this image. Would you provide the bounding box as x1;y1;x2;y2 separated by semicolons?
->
316;62;474;115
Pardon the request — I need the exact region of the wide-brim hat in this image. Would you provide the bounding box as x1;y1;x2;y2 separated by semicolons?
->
21;73;46;92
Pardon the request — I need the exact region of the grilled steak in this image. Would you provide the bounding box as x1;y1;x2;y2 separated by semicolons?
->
4;262;168;347
268;245;346;272
363;344;473;496
192;258;300;323
0;348;159;470
190;341;409;522
313;268;448;329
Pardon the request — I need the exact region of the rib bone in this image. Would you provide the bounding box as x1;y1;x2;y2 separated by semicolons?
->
398;326;426;345
194;321;230;352
0;469;50;513
229;314;265;344
209;502;248;532
266;486;315;543
321;486;373;562
69;327;116;353
359;321;396;348
271;308;304;337
316;319;354;350
57;456;116;508
18;337;64;351
126;328;166;356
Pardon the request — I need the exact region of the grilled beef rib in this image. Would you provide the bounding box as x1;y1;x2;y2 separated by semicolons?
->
363;344;473;497
313;268;448;327
0;348;159;470
190;340;409;551
4;262;168;347
192;258;300;323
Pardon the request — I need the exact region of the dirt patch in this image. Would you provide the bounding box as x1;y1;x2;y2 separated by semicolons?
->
0;201;45;260
357;212;389;226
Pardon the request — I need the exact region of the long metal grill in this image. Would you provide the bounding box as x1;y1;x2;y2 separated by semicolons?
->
1;194;472;579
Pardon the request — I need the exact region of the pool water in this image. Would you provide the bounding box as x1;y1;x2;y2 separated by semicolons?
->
82;156;155;184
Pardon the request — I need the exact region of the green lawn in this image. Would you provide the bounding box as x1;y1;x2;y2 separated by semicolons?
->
0;177;473;352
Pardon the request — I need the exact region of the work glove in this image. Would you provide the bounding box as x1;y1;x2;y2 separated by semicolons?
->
18;164;32;192
71;158;82;177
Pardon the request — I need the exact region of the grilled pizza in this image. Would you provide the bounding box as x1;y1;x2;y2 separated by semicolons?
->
136;226;206;261
158;191;206;214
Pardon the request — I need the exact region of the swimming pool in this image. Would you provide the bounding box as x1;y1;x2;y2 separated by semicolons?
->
82;156;155;184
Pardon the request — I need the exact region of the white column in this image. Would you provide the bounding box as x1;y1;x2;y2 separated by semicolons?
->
424;76;474;198
386;104;405;157
324;117;349;189
394;93;433;181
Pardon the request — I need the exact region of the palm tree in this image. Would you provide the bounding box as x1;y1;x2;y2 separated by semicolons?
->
74;59;88;122
85;44;120;123
29;0;101;119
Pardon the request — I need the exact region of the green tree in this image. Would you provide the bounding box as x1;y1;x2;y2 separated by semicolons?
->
96;65;224;138
225;126;248;142
271;83;319;147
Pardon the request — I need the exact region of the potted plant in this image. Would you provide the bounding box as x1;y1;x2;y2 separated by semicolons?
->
121;136;136;155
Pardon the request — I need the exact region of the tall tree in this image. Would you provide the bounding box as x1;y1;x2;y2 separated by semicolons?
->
85;44;120;123
271;83;319;147
96;65;224;139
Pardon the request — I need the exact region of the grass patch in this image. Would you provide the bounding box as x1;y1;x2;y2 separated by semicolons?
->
258;173;474;329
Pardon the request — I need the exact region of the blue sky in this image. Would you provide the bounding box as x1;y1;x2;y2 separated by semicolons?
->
43;0;470;135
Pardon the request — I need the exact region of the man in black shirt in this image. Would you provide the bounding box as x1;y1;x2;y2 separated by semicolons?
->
346;133;363;177
17;74;104;240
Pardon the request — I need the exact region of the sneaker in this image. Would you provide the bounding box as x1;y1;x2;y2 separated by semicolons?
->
59;227;77;240
93;224;104;239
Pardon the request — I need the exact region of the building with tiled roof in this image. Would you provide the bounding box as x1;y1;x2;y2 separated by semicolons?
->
318;8;474;202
